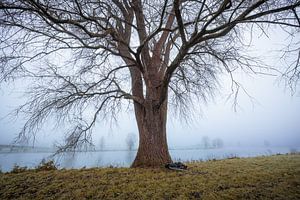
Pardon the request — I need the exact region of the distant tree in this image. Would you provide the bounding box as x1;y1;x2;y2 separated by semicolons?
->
201;136;210;149
0;0;299;167
99;136;105;151
126;133;137;151
212;138;224;149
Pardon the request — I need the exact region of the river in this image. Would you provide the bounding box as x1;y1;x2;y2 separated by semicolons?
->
0;147;298;172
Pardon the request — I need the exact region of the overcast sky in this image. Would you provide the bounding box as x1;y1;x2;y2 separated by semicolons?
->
0;27;299;149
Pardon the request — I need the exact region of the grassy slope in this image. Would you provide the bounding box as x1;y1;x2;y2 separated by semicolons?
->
0;154;299;200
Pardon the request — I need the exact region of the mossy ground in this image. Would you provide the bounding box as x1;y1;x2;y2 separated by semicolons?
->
0;154;299;199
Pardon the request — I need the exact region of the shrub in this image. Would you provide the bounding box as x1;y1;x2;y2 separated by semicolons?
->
35;159;57;171
11;165;28;173
289;148;299;155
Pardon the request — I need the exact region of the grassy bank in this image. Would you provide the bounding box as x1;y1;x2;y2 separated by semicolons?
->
0;154;299;199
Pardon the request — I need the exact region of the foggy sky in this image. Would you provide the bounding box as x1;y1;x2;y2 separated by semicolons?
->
0;27;299;149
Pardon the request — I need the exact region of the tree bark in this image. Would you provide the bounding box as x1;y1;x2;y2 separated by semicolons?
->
131;98;172;167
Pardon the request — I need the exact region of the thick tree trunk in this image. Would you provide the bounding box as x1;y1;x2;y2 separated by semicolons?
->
131;98;172;167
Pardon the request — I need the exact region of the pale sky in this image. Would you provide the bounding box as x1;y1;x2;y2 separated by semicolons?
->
0;27;299;149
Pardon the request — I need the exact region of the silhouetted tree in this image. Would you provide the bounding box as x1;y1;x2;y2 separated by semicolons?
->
201;136;210;149
0;0;299;167
212;138;224;148
99;136;105;151
126;133;137;151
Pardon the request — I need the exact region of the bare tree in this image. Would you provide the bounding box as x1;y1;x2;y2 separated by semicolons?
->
212;138;224;149
99;136;105;151
0;0;299;167
126;132;137;151
201;136;210;149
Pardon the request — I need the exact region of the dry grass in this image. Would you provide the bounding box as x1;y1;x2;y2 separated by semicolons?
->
0;154;299;199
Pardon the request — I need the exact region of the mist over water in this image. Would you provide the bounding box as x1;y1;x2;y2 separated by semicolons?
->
0;146;298;172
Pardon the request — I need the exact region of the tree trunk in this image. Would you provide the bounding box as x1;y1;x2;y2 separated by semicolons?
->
131;98;172;167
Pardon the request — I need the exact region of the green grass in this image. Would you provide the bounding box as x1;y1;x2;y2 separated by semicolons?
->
0;154;299;199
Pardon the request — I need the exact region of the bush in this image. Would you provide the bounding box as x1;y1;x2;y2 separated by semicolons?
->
35;159;57;171
11;165;28;173
289;148;299;155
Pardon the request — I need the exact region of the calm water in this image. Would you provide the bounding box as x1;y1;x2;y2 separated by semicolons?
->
0;147;298;172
